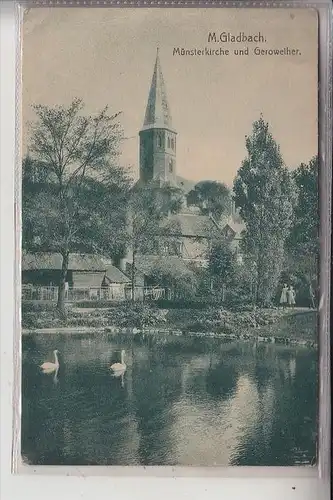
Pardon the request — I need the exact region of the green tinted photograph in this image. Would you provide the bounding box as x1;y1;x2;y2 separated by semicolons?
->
21;7;318;467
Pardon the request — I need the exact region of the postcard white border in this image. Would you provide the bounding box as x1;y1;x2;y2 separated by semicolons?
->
1;1;331;499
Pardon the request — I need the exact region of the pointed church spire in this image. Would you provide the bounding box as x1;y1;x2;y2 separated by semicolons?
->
143;49;173;130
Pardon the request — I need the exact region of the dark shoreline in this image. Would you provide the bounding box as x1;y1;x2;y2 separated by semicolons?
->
21;304;318;349
21;324;318;349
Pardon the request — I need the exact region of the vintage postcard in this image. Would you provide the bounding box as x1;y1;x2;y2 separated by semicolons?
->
21;7;318;467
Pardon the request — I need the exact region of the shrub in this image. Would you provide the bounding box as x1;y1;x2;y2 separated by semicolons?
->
223;290;254;311
155;298;215;310
74;300;128;309
21;301;63;313
21;307;110;329
107;304;168;328
22;310;63;329
183;307;285;333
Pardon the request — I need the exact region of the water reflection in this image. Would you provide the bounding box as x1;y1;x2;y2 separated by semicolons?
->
21;333;317;466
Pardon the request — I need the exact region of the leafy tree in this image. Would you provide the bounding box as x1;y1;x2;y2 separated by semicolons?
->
23;98;130;312
187;181;231;219
126;182;184;301
208;238;237;301
23;163;129;258
285;156;319;305
290;156;318;254
160;183;185;214
147;259;199;298
127;186;166;301
233;116;296;305
224;256;259;308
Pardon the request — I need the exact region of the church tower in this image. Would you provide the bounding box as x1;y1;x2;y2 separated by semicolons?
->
139;49;177;186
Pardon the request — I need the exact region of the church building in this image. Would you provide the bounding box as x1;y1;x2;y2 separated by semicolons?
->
138;48;177;187
123;49;244;281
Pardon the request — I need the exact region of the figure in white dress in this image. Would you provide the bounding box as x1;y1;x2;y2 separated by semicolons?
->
287;286;296;308
279;284;288;308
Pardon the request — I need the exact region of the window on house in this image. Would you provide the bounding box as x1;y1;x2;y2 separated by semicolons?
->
167;137;171;148
169;159;173;173
235;248;243;264
175;241;183;256
163;241;183;256
157;134;162;148
162;241;169;255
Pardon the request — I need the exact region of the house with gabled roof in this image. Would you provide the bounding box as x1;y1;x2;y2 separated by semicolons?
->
22;252;130;290
219;216;245;257
159;212;220;264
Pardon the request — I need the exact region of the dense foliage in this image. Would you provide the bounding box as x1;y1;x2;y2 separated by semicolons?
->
23;98;130;311
147;260;199;298
208;237;237;300
284;156;319;306
187;180;231;219
233;116;296;305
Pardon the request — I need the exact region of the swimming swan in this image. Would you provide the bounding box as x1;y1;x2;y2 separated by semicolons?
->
40;349;60;374
110;349;126;375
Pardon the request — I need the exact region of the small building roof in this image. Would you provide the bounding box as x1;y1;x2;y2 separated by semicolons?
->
135;254;192;277
161;213;219;238
75;273;106;288
220;216;245;237
22;252;112;271
105;265;131;284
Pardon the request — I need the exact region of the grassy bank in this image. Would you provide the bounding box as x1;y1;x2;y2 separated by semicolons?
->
22;301;317;343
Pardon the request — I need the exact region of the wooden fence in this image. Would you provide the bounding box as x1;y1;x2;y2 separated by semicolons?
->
21;285;168;302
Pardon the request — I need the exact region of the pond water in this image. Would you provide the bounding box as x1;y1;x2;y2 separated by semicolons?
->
21;333;317;466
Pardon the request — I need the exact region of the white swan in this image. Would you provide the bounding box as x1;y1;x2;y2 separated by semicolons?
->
40;349;59;374
110;349;126;376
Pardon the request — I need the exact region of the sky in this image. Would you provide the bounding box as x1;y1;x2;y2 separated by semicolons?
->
22;7;318;186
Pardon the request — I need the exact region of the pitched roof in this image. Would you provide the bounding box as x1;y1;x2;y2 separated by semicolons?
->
161;213;219;238
74;273;106;288
105;265;131;284
220;216;245;237
135;254;192;276
22;253;112;271
142;49;174;131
